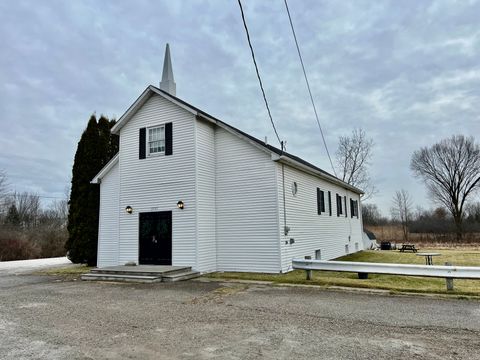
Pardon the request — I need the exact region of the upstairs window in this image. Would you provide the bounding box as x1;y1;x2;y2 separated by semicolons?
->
148;126;165;155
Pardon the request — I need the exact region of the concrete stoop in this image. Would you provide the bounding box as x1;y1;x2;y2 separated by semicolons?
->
81;265;201;283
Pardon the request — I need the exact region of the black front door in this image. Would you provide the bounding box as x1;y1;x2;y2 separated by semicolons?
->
139;211;172;265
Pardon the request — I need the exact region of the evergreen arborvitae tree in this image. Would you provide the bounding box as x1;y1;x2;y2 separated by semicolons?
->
66;115;118;265
5;204;21;226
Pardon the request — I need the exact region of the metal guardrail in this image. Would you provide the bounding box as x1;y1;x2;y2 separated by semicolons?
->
292;259;480;291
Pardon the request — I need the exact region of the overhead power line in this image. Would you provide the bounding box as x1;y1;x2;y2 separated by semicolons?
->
283;0;337;177
237;0;282;147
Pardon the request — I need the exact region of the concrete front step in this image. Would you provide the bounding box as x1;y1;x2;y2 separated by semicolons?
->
82;265;200;283
81;273;161;283
90;266;192;277
162;271;201;282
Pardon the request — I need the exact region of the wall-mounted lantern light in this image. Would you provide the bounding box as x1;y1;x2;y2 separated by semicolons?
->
177;200;184;210
125;206;133;214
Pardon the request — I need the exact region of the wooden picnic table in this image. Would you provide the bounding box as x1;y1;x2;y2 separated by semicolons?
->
399;244;417;253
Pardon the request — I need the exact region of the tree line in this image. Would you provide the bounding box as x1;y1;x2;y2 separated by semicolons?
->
336;131;480;242
0;114;118;263
0;178;68;261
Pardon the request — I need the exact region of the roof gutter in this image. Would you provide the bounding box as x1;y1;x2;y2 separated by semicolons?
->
272;154;364;195
195;114;273;156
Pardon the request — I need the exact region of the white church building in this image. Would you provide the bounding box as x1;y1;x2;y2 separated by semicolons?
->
92;45;364;273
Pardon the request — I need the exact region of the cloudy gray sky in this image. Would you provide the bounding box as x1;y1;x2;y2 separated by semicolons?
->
1;0;479;215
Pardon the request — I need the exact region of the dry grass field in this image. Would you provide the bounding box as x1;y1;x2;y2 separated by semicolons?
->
367;225;480;248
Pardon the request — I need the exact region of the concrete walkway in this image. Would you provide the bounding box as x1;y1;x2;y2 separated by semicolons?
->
0;257;72;274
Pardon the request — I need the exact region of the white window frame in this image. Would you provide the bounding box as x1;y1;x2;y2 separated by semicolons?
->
147;124;166;156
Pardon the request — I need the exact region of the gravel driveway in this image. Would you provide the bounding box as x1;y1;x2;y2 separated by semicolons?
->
0;272;479;359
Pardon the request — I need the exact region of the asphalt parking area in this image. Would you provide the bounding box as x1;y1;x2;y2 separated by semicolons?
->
0;274;479;359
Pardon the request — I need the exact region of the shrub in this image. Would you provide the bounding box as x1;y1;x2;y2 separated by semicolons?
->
0;228;40;261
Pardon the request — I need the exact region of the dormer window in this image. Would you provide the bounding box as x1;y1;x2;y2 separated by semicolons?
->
148;125;165;156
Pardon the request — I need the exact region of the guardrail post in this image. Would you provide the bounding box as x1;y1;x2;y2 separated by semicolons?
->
445;262;454;291
305;256;312;280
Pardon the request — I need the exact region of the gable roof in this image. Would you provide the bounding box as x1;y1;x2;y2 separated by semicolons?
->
106;85;363;194
91;153;118;184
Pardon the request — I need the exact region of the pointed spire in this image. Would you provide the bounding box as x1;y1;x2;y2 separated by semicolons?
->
160;43;176;96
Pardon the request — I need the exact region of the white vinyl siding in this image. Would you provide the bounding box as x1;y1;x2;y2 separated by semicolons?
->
277;163;363;272
97;161;119;267
215;128;280;273
96;89;364;274
195;119;216;272
118;94;197;267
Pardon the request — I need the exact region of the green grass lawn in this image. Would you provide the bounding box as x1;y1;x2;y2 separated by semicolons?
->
206;249;480;297
34;264;92;279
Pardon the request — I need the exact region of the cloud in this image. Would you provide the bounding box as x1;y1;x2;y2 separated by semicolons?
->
0;0;479;214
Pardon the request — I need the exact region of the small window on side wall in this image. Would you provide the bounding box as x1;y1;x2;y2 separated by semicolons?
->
317;188;325;214
315;249;321;260
350;199;359;218
336;194;343;216
292;182;298;196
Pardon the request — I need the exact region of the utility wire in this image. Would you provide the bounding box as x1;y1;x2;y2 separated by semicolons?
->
237;0;282;147
283;0;337;177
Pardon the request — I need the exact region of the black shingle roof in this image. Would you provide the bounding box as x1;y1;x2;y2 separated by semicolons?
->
152;86;363;194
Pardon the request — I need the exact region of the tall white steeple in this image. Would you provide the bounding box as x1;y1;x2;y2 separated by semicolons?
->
160;43;176;96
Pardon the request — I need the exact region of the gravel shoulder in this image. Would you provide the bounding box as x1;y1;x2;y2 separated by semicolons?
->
0;274;479;359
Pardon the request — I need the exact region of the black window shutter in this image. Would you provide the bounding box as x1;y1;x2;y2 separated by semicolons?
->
344;196;347;218
328;191;332;216
320;190;325;213
350;199;354;218
335;195;339;216
317;188;321;215
139;127;146;159
165;122;173;155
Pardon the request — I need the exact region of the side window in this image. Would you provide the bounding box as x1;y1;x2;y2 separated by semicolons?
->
350;199;359;218
317;188;325;214
336;194;343;216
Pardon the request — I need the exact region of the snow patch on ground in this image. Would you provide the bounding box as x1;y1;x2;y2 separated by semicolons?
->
0;257;72;274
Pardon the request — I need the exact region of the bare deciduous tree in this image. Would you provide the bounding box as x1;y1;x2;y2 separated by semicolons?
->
0;169;8;202
391;189;413;242
335;128;376;200
0;170;9;220
4;192;41;228
361;203;384;226
411;135;480;241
